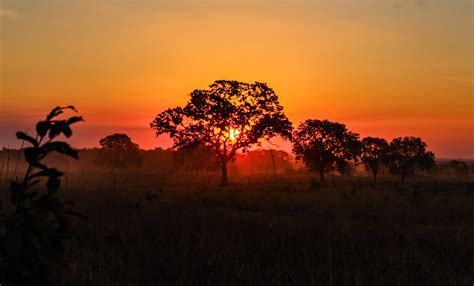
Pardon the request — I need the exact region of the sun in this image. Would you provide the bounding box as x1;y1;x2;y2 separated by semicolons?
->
229;128;240;141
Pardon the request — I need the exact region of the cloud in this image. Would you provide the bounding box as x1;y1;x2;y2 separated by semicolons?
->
0;7;20;19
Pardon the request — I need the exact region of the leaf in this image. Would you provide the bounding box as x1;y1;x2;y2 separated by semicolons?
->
41;142;79;159
49;121;75;139
47;106;63;120
66;105;77;112
63;125;73;138
47;106;78;120
67;116;83;125
48;122;63;140
24;147;47;169
16;132;37;147
36;121;50;138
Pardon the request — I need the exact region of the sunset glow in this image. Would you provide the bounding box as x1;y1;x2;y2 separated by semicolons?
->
229;129;240;142
0;2;472;282
0;0;472;158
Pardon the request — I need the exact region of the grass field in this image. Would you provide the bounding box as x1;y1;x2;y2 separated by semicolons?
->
15;169;467;286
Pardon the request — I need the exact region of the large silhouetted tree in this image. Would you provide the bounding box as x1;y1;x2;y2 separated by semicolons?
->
292;119;361;181
360;137;389;182
150;80;292;186
96;133;142;170
386;137;435;182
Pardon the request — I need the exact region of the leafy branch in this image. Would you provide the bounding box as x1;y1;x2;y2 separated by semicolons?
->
1;106;85;285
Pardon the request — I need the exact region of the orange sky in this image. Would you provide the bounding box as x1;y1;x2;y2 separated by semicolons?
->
1;0;473;158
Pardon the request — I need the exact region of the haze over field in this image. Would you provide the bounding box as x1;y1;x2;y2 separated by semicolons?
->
1;0;472;157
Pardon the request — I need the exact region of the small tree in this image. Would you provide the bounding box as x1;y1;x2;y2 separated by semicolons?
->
96;134;143;170
292;119;361;181
151;80;292;186
360;137;389;182
0;106;85;285
386;136;435;182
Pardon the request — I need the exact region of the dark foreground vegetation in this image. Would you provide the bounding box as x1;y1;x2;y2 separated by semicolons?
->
2;166;473;285
71;175;474;286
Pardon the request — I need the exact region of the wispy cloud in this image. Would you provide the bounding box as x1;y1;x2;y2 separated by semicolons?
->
0;7;20;19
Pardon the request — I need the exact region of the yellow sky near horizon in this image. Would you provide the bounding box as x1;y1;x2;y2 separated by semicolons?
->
0;0;473;157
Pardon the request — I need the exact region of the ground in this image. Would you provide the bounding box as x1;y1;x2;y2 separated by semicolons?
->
39;171;474;286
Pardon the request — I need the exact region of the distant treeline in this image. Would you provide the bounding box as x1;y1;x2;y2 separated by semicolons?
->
1;146;472;181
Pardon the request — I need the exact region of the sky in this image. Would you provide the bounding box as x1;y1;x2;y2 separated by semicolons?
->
0;0;473;158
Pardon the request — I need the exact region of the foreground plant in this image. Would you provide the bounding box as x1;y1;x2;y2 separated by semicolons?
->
0;106;84;285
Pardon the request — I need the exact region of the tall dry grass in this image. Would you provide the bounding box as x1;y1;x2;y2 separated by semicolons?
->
25;168;470;286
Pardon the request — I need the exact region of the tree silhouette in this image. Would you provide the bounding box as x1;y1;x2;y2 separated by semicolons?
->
360;137;389;182
96;134;143;170
292;119;360;181
386;137;435;182
449;160;469;179
150;80;292;186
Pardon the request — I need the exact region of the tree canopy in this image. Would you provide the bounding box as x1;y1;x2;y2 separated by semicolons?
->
386;136;435;182
292;119;360;181
96;134;142;169
360;137;389;182
151;80;292;185
99;133;139;151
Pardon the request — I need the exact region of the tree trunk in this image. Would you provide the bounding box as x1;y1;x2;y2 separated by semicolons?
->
220;157;228;186
373;170;378;183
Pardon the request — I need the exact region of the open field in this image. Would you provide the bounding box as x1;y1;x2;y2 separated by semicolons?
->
1;149;473;285
4;169;466;286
